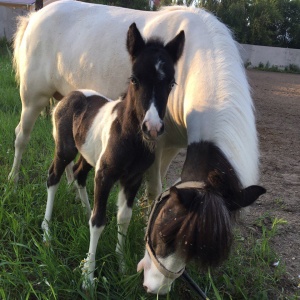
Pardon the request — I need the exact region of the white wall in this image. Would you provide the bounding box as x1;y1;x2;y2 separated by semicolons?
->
0;6;29;41
0;0;58;41
239;43;300;69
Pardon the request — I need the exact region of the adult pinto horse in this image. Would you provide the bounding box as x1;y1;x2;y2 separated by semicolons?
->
11;0;264;294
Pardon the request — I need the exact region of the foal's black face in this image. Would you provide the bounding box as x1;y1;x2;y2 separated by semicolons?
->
126;23;185;141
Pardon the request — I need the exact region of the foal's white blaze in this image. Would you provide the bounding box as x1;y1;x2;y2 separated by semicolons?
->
143;102;162;138
155;60;165;80
137;250;185;294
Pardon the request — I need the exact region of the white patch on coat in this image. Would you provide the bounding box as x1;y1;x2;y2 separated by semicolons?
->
79;100;120;167
78;89;111;101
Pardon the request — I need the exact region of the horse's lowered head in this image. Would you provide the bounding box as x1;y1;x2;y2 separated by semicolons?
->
126;23;185;142
138;142;266;294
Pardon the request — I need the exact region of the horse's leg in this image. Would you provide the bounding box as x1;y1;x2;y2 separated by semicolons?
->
116;176;143;272
73;156;93;218
82;164;117;289
42;118;78;241
8;95;49;183
160;147;181;185
145;143;163;204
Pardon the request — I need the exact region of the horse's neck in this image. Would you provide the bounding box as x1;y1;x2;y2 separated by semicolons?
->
181;141;240;193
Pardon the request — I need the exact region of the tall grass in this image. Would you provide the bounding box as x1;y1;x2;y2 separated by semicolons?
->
0;40;296;299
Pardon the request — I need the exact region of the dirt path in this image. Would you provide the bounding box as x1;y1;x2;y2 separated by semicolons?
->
166;69;300;295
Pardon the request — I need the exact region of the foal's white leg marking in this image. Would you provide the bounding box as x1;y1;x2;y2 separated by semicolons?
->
115;188;133;271
82;222;104;289
42;184;59;242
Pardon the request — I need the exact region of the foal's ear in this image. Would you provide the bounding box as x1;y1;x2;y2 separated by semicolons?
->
164;30;185;64
127;23;146;61
230;185;266;210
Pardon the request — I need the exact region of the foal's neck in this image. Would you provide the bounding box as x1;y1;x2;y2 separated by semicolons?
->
118;91;142;133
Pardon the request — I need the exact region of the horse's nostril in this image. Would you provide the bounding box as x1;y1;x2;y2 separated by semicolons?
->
143;284;148;292
142;122;147;133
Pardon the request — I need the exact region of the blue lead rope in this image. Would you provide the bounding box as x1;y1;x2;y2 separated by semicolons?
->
181;270;209;300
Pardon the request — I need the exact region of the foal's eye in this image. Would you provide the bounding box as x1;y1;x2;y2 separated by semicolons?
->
130;76;138;86
169;80;177;89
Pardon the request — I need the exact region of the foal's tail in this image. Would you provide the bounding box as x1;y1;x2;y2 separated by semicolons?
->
13;14;31;83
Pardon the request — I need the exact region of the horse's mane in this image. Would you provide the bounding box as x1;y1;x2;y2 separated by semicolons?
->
159;5;259;187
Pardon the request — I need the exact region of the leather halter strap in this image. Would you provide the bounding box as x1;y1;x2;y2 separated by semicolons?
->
145;181;205;279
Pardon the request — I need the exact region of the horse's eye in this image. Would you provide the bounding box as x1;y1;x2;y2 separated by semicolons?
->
169;80;177;89
130;76;138;86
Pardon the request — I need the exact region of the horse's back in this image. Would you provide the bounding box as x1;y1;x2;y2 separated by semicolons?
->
16;1;225;99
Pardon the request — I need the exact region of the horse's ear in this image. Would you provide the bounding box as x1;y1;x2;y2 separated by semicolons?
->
169;186;196;207
164;30;185;64
127;23;146;61
230;185;266;211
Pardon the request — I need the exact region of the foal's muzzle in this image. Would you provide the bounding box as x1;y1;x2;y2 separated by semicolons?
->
142;121;164;140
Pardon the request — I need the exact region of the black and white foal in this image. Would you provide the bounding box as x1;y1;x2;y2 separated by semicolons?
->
42;23;185;288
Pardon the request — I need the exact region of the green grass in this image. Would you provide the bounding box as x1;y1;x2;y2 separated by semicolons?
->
0;41;298;300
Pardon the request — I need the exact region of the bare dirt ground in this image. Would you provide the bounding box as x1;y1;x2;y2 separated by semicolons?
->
166;69;300;296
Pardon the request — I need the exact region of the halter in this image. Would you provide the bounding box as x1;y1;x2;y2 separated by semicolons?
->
145;181;206;279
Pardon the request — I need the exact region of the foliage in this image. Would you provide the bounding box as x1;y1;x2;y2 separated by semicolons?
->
252;61;300;73
195;0;300;49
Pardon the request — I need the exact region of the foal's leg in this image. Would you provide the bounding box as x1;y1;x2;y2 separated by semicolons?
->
42;142;78;242
82;165;118;289
8;96;49;183
73;155;93;218
116;176;143;272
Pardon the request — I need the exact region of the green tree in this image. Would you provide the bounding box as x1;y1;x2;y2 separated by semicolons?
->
274;0;300;48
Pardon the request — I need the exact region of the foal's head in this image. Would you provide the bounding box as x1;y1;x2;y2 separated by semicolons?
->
126;23;185;141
